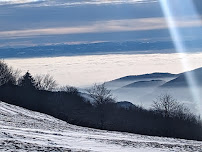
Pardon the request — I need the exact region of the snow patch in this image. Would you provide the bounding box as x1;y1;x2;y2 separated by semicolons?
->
0;101;201;151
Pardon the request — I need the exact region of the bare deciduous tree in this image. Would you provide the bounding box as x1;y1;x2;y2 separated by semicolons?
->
35;74;57;91
152;94;193;119
87;83;115;128
87;83;115;106
0;60;20;86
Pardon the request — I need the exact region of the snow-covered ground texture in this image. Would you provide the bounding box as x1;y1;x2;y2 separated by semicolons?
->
0;101;202;152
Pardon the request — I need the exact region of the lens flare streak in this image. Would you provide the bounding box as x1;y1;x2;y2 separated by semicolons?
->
159;0;201;115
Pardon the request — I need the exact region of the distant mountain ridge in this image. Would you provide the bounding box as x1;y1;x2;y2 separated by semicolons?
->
1;40;202;58
161;67;202;87
113;73;177;81
106;72;178;90
0;41;173;58
121;80;165;88
105;67;202;113
116;101;138;109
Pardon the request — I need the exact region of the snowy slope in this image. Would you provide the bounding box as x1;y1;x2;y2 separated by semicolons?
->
0;101;202;152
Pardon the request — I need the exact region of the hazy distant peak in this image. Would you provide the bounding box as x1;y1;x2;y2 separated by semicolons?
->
114;72;177;82
122;79;166;88
116;101;137;109
161;67;202;88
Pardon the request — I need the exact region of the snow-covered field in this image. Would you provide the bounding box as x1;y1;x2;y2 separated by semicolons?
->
0;101;202;152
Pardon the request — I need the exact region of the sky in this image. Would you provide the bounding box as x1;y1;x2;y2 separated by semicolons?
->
0;0;202;48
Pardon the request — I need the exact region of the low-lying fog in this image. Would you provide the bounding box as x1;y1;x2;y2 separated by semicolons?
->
5;52;202;87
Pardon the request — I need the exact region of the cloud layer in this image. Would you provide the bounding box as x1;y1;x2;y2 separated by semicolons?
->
0;0;152;6
1;17;201;39
0;0;202;48
5;53;202;87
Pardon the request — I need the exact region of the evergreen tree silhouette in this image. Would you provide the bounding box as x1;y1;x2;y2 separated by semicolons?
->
19;72;36;90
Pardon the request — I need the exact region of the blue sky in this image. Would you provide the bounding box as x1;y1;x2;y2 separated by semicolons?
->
1;0;202;48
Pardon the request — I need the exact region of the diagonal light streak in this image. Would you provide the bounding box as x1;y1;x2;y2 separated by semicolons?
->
159;0;201;115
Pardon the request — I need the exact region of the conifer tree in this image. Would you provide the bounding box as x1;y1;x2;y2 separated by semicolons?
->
19;72;36;89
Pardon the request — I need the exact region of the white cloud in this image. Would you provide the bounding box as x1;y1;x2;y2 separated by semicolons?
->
0;0;153;6
0;17;201;39
0;0;44;5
